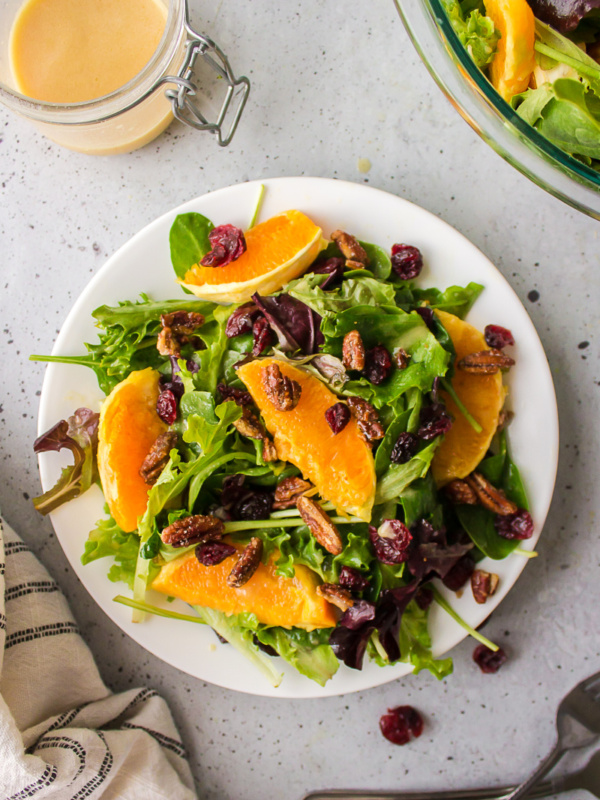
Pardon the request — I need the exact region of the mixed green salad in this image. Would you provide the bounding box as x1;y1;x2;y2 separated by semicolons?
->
32;207;534;687
443;0;600;169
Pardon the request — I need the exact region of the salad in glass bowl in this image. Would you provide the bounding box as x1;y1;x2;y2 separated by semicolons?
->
32;197;534;688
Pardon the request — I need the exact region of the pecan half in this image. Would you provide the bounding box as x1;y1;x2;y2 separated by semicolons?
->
262;363;302;411
346;396;385;444
157;310;205;356
331;230;370;267
444;479;478;505
394;348;410;370
458;349;515;374
465;472;518;516
471;569;499;604
296;496;343;555
316;583;354;612
139;431;178;485
227;537;263;587
273;476;313;509
233;408;265;440
262;437;278;463
161;515;225;547
342;330;366;371
345;259;366;271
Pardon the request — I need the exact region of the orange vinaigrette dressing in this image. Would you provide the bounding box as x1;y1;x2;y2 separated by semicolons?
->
9;0;167;103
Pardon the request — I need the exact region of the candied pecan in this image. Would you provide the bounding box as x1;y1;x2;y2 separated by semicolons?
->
161;310;205;334
394;348;410;370
161;515;225;547
261;437;278;463
342;330;366;371
316;583;354;612
262;363;302;411
273;476;313;509
444;479;478;505
458;349;515;374
139;431;178;485
345;259;366;270
330;230;370;267
157;310;205;356
465;472;518;516
227;537;263;587
471;569;499;604
296;496;343;555
497;409;514;431
346;396;384;444
233;408;265;440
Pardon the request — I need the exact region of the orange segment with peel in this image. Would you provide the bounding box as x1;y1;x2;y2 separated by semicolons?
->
152;541;337;630
485;0;535;101
237;358;376;522
97;368;167;532
431;310;506;486
181;210;327;304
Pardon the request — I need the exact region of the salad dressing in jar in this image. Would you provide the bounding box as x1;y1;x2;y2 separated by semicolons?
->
0;0;249;154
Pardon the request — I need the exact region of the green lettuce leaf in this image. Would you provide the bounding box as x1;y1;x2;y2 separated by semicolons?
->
375;439;441;504
81;509;141;589
442;0;499;68
255;627;339;686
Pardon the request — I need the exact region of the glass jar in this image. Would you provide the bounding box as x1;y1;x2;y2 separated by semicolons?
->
393;0;600;220
0;0;249;154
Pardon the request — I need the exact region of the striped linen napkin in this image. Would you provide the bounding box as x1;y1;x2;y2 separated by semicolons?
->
0;518;197;799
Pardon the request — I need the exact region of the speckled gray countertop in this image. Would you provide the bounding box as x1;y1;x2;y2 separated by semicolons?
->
1;1;599;798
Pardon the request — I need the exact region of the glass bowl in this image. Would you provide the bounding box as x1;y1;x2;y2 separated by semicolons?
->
393;0;600;219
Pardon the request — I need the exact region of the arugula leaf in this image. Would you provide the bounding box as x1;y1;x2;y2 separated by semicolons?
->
398;600;453;679
31;295;214;394
189;305;233;395
182;395;242;454
375;439;441;504
169;212;214;280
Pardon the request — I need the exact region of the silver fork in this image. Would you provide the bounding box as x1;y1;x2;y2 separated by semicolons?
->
302;746;600;800
505;669;600;800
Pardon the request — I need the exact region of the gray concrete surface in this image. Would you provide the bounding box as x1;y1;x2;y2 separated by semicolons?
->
1;1;599;798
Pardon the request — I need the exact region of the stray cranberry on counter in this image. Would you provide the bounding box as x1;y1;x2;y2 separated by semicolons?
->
380;705;424;745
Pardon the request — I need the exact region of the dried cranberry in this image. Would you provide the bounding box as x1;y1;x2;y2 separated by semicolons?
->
473;644;508;674
415;586;434;610
338;566;370;593
226;303;261;338
379;705;424;745
312;257;345;290
159;377;184;400
235;491;273;521
156;389;178;425
391;244;423;281
390;432;418;464
252;316;272;356
325;402;351;434
195;541;237;566
495;510;534;540
201;224;246;268
415;306;436;332
363;345;392;385
442;554;475;591
418;403;453;440
484;325;515;349
369;520;413;565
218;383;253;406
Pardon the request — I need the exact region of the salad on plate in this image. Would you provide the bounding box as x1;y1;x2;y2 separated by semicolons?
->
32;197;534;688
442;0;600;168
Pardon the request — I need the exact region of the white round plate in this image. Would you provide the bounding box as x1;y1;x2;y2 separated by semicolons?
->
38;177;558;698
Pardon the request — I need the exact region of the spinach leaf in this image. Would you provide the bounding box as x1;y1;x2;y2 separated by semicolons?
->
456;505;517;559
375;439;441;504
360;241;392;280
169;212;214;280
410;282;484;319
534;79;600;161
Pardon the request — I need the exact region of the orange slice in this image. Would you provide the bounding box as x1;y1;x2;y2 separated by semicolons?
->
97;368;167;532
237;358;376;522
485;0;535;100
431;310;506;486
431;311;506;486
152;540;337;630
180;210;327;304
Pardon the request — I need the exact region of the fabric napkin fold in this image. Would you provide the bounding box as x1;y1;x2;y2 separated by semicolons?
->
0;517;197;799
